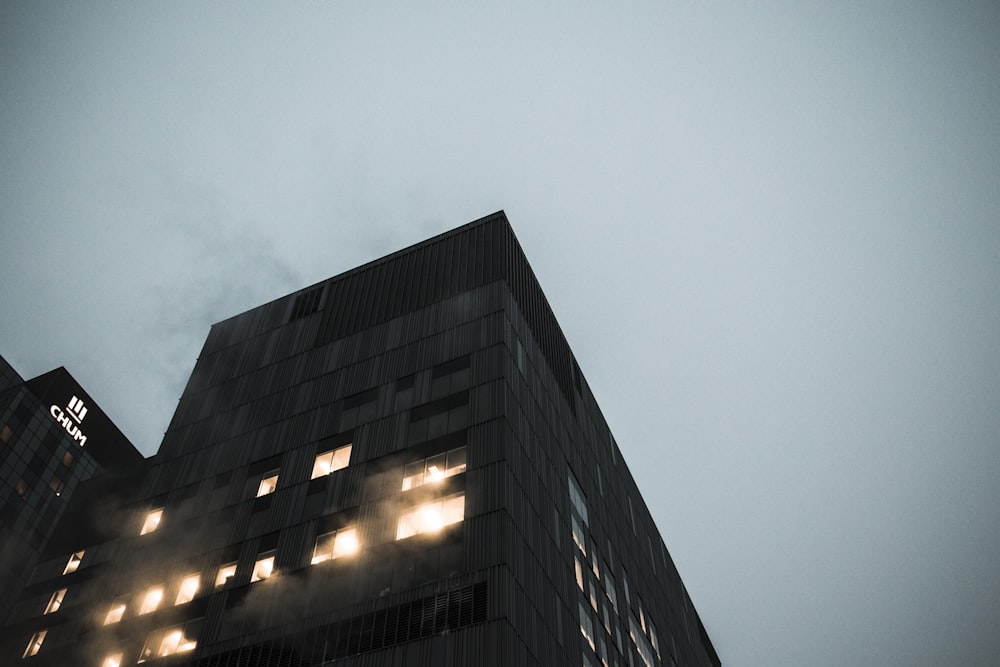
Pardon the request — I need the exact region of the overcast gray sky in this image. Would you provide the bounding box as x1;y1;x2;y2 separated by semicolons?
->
2;2;999;665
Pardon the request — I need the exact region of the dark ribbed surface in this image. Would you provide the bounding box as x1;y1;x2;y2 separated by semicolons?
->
312;212;576;414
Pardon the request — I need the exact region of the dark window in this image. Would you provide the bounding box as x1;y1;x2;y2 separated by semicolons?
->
430;355;471;400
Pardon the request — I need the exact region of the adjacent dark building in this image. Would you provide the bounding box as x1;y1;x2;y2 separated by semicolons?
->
2;211;720;667
0;356;144;626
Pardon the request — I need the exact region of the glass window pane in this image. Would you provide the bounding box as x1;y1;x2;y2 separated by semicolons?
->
441;495;465;525
402;461;424;490
138;586;164;614
216;562;237;587
446;447;467;474
104;600;126;625
251;555;274;582
141;509;163;535
175;574;200;605
331;444;352;471
257;472;279;497
332;527;359;558
424;454;447;483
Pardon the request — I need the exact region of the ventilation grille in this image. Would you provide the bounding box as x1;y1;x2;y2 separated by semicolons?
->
289;287;324;322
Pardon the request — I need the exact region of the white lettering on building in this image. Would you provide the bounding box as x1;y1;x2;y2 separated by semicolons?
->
49;395;88;446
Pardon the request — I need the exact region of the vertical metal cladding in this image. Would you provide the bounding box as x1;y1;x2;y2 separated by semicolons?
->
314;212;577;414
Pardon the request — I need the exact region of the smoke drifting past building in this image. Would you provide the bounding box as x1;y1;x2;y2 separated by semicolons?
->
1;212;721;667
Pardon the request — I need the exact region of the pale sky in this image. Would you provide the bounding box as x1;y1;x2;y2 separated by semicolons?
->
2;2;999;665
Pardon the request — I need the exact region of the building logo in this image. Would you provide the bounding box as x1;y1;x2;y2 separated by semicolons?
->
49;396;88;446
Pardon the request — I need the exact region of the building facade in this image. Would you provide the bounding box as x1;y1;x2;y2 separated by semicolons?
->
2;212;720;667
0;356;143;626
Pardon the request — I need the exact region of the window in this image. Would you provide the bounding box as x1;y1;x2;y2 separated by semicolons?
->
215;562;237;588
311;444;352;479
43;588;66;615
256;471;279;497
22;629;46;658
311;526;360;564
175;574;200;605
396;494;465;540
604;572;618;611
101;654;123;667
137;625;197;662
138;586;164;615
251;553;275;582
104;600;126;625
0;424;12;443
63;550;84;575
572;516;587;556
629;615;655;667
141;508;163;535
575;558;585;591
48;475;65;496
406;393;470;445
579;601;595;651
568;471;589;525
16;478;29;500
401;446;467;490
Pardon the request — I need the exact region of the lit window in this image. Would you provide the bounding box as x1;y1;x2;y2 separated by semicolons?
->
311;444;352;479
43;588;66;614
251;554;275;582
22;629;46;658
48;476;65;496
591;551;600;579
401;447;467;491
579;601;595;651
137;626;197;662
101;653;123;667
138;586;164;615
140;508;163;535
575;558;585;591
175;574;200;605
571;516;586;556
104;600;126;625
395;494;465;540
215;562;237;588
16;478;29;499
256;471;279;497
63;550;84;575
0;424;12;443
311;526;360;564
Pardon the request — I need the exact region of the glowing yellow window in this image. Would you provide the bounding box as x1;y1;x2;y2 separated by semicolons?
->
101;652;123;667
401;447;466;491
104;600;126;625
140;508;163;535
63;550;84;575
311;444;352;479
22;629;46;657
215;562;237;588
175;574;200;605
43;588;66;614
395;494;465;540
311;526;360;564
138;586;164;615
256;471;279;497
251;554;275;582
138;626;197;662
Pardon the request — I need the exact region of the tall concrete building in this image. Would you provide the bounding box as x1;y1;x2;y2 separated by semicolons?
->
2;212;720;667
